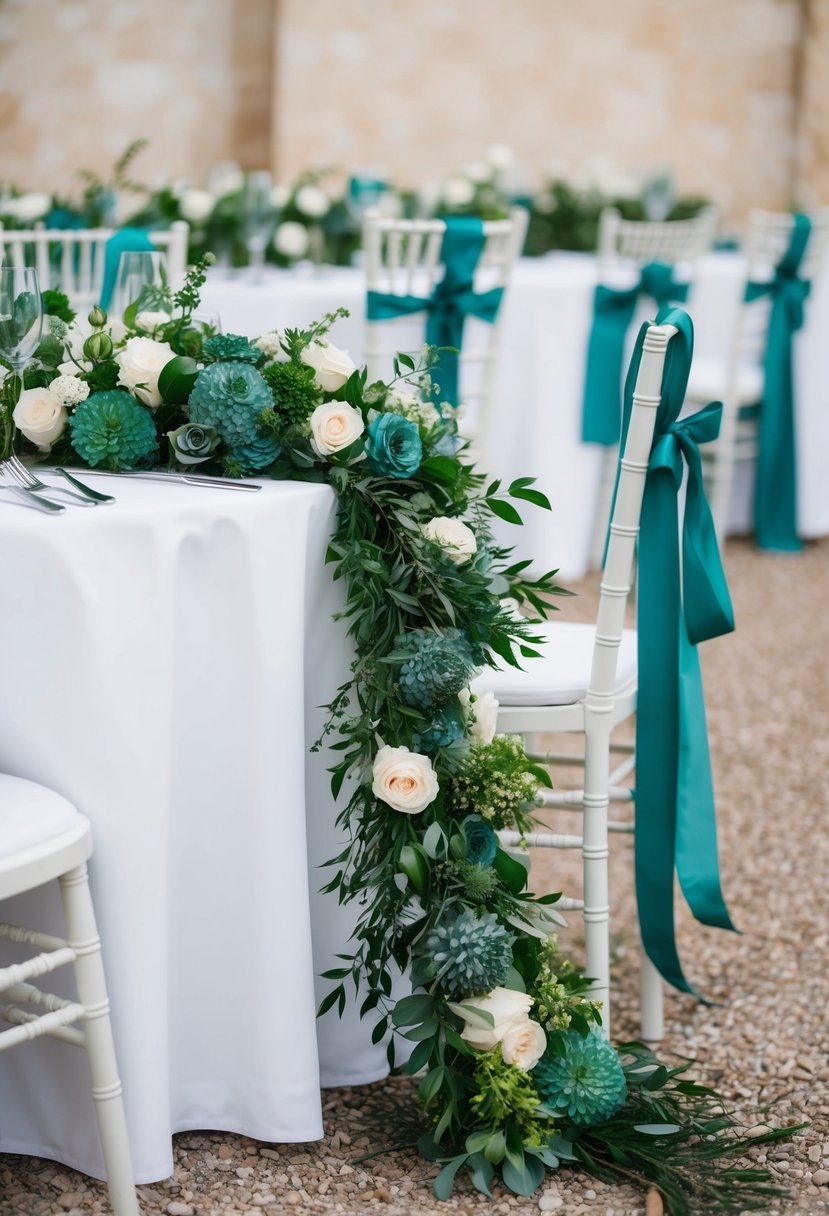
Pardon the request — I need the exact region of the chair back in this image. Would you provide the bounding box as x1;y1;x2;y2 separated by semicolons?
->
0;220;190;309
363;207;527;457
588;321;677;702
597;206;718;278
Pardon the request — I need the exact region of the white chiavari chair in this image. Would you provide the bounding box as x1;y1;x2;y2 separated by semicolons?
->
0;774;138;1215
0;220;190;310
473;320;686;1043
685;206;829;541
363;208;527;462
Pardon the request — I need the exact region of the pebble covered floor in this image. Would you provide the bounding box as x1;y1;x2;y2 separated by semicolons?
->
2;537;828;1216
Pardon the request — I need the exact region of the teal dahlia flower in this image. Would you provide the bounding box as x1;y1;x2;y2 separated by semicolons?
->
69;390;158;469
464;816;497;867
202;334;263;365
188;361;274;451
365;412;422;478
421;907;514;1000
533;1029;627;1126
397;629;477;711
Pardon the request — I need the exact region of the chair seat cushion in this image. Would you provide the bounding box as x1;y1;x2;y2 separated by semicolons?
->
686;355;763;406
472;621;637;707
0;775;84;861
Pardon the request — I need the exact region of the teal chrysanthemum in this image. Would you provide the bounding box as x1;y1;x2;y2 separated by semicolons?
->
412;700;466;751
398;629;477;711
188;361;274;450
262;360;321;427
422;908;514;1000
69;390;159;469
202;334;262;364
533;1029;627;1126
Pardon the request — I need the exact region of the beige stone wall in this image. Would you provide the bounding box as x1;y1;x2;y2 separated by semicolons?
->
1;0;825;224
274;0;802;222
0;0;274;198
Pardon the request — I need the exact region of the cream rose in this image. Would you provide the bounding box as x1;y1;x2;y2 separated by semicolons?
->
4;192;51;223
135;310;171;335
294;184;330;218
501;1017;547;1071
301;339;357;393
371;745;438;815
459;688;499;745
423;516;477;564
13;386;67;451
274;221;309;259
117;336;175;408
179;188;215;223
448;986;534;1051
443;177;475;207
309;401;365;458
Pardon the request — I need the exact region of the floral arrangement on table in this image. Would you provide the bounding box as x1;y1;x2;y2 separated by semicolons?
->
0;259;800;1213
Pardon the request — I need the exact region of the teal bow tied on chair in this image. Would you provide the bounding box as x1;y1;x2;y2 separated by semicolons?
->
582;261;689;445
99;227;156;312
366;216;504;408
744;212;812;552
621;305;738;995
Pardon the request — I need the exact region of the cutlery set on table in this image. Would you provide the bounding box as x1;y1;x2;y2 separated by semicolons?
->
0;454;262;513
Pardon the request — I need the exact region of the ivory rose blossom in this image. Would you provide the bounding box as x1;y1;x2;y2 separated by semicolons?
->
178;189;214;223
449;986;534;1051
309;400;364;458
423;516;477;564
117;336;175;408
13;387;68;450
459;688;499;745
371;745;438;815
301;339;357;392
501;1016;547;1070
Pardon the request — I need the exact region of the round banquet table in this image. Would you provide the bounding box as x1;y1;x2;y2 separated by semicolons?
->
201;254;829;579
0;477;388;1182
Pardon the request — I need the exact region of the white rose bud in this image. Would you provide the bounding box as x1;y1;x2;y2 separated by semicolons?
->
12;386;68;451
500;1017;547;1071
448;986;535;1051
443;177;475;207
117;336;176;408
4;192;51;223
309;401;365;458
459;688;499;745
371;745;439;815
135;310;171;334
301;339;357;393
294;184;330;219
274;221;310;259
178;188;215;223
423;516;477;564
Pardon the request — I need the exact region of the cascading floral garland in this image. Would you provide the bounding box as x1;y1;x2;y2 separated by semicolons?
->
0;262;802;1214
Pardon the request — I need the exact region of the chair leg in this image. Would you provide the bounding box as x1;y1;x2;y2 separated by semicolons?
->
589;447;619;570
639;948;664;1042
59;863;139;1216
582;715;611;1037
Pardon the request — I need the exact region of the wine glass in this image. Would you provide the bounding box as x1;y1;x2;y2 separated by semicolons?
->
243;171;276;281
0;266;43;457
111;251;168;323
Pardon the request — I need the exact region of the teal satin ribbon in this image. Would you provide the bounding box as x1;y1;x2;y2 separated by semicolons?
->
621;306;737;995
366;216;504;408
99;227;156;311
582;262;689;445
744;213;812;551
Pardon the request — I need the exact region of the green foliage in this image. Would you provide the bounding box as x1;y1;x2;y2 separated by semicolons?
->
448;735;542;830
470;1048;551;1143
262;359;322;428
41;291;75;325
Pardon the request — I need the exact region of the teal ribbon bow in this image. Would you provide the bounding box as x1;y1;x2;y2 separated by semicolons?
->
622;306;737;995
366;216;504;408
99;227;156;311
744;212;812;551
582;261;689;445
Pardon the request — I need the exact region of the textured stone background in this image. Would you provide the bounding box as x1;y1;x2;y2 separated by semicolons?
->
0;0;827;222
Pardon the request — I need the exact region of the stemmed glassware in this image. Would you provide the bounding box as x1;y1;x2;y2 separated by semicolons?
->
0;266;43;459
243;171;277;281
111;251;169;323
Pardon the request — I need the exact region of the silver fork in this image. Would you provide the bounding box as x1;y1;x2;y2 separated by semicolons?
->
2;455;107;506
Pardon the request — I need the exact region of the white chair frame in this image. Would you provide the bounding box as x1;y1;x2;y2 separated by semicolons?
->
588;206;718;567
489;321;681;1041
0;220;190;309
363;208;528;460
687;206;829;541
0;776;138;1215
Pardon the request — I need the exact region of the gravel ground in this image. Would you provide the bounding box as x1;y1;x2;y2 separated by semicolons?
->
2;536;828;1216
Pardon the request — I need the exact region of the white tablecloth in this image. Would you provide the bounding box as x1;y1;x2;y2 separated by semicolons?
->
0;478;387;1182
202;254;829;580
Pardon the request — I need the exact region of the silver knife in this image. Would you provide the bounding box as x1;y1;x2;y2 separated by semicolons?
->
62;468;262;492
